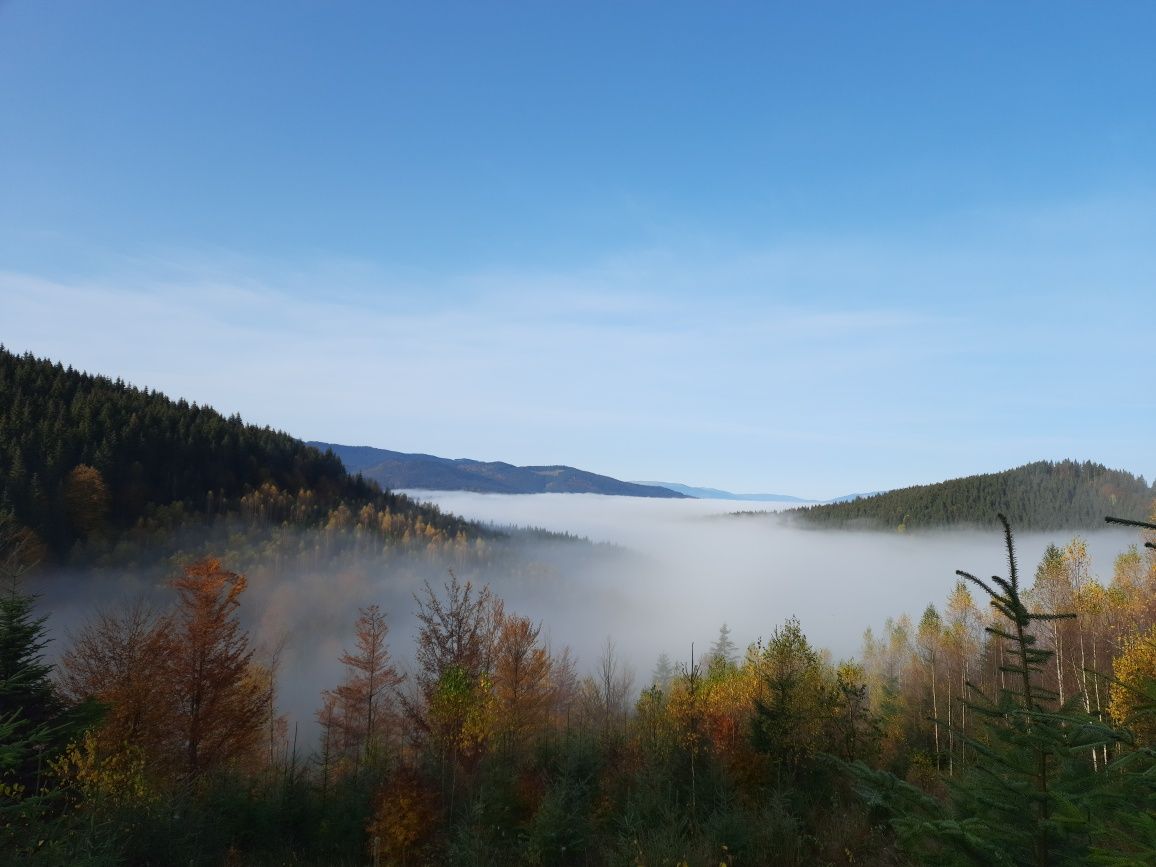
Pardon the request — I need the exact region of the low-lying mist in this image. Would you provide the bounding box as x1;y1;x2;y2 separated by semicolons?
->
403;491;1138;664
31;492;1141;745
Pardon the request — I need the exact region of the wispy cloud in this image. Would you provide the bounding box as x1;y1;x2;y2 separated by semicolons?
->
2;197;1152;496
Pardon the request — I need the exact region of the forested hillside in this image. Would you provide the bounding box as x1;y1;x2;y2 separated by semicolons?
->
0;347;472;557
791;460;1153;531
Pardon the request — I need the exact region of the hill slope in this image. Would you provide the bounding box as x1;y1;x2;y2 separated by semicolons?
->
0;347;470;555
314;443;687;498
789;460;1153;531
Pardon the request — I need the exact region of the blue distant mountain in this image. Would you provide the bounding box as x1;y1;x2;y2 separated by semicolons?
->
635;482;889;504
311;443;688;498
634;482;814;503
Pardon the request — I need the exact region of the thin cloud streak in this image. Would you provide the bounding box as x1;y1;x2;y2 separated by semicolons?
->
1;201;1152;497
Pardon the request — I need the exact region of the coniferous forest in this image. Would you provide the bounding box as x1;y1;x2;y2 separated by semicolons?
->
4;348;1156;866
0;348;473;561
792;461;1154;532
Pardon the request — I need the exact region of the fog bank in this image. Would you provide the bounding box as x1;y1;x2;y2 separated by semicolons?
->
31;493;1142;744
405;491;1139;666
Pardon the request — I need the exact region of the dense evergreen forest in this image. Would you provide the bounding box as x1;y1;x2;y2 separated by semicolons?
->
0;347;473;561
4;348;1156;865
791;459;1153;531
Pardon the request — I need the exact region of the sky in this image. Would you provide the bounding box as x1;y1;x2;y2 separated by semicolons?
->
1;2;1154;498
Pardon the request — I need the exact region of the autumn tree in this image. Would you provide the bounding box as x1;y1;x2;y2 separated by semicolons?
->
1031;542;1074;705
1111;545;1151;634
1062;539;1099;717
1108;624;1156;745
61;464;109;539
915;604;943;769
942;580;981;773
410;572;501;708
366;765;440;866
406;571;502;813
321;604;403;769
548;644;580;731
861;615;915;769
59;601;172;763
491;614;553;749
160;558;270;782
592;637;633;741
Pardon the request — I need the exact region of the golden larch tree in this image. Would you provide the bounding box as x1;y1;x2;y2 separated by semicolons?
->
321;604;403;767
492;614;553;748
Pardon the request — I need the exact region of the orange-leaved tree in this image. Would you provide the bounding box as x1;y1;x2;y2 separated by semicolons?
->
161;558;270;782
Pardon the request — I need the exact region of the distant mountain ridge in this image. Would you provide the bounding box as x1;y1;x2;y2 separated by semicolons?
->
636;482;887;504
789;460;1153;531
634;482;813;503
313;443;688;498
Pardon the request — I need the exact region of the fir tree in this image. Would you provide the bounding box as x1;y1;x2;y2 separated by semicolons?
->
708;622;738;670
651;652;676;691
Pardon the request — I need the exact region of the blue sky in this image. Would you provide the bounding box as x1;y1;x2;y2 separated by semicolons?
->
1;2;1153;498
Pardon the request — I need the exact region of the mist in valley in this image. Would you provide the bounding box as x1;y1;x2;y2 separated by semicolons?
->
29;493;1142;745
403;491;1140;667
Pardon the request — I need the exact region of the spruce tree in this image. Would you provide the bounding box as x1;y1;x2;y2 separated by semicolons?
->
708;622;738;670
651;652;676;691
0;514;64;800
0;512;97;856
846;515;1130;866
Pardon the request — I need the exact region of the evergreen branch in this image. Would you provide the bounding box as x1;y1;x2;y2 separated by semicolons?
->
1105;516;1156;531
956;569;998;600
990;575;1016;598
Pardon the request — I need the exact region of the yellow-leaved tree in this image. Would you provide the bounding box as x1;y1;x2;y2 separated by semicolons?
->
1109;624;1156;745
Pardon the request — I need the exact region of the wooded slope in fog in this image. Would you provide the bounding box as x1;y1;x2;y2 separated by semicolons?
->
791;459;1152;531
